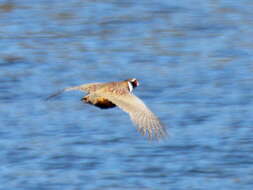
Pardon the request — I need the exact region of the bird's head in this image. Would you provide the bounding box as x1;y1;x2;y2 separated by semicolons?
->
129;78;139;88
126;78;139;92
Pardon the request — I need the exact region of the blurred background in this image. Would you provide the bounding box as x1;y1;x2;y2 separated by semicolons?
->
1;0;253;189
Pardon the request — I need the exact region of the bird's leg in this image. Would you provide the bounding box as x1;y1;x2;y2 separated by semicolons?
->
81;95;92;104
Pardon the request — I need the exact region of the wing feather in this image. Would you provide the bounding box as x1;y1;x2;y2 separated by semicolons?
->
95;91;167;139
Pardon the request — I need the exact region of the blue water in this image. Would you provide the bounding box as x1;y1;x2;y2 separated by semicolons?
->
1;0;253;189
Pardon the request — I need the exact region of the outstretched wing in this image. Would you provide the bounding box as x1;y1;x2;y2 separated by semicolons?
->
46;83;103;100
95;91;167;140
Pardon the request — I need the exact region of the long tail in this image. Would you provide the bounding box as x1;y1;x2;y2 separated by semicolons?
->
45;86;83;100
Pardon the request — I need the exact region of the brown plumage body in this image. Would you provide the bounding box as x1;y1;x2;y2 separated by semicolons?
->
81;96;116;109
47;78;167;140
80;80;131;109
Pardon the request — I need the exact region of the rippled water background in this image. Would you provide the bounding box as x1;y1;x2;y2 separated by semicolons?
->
1;0;253;189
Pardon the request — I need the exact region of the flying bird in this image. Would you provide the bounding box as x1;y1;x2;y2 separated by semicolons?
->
47;78;167;140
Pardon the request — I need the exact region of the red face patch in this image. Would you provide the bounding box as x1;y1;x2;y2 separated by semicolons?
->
132;79;139;88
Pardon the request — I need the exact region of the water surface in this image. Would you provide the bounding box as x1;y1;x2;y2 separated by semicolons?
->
1;0;253;189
